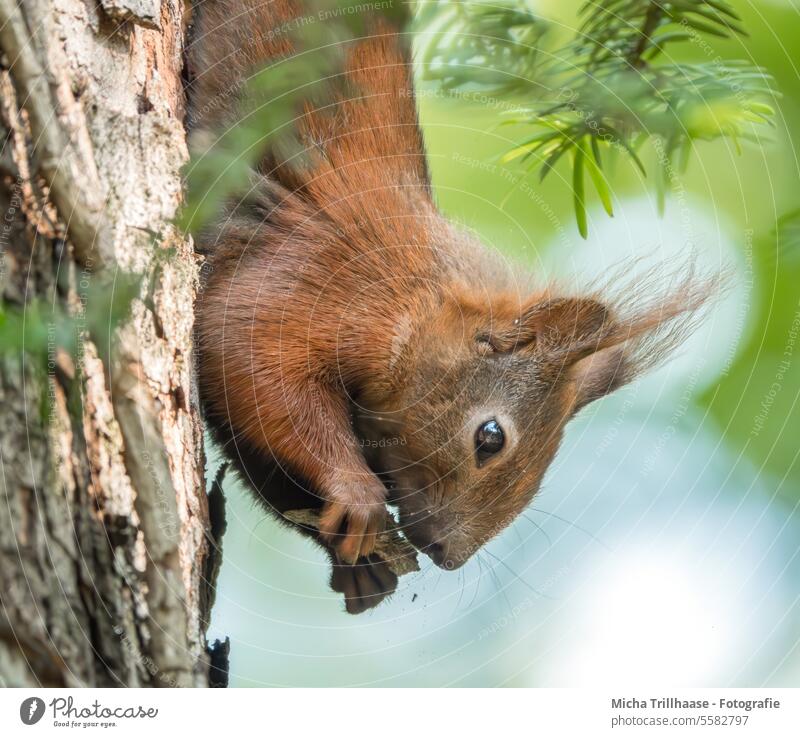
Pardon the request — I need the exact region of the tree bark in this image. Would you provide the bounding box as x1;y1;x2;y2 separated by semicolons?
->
0;0;219;686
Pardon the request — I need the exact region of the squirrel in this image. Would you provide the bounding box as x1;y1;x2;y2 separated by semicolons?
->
187;0;710;613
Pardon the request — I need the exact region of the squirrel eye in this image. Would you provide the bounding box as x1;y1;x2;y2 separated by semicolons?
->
475;419;505;465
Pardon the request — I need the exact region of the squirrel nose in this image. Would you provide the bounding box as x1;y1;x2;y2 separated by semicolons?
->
426;542;446;565
403;517;465;570
424;541;462;570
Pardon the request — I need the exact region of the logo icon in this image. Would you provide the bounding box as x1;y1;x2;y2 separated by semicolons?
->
20;697;45;726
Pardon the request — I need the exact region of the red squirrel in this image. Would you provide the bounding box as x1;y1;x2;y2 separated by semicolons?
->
188;0;709;613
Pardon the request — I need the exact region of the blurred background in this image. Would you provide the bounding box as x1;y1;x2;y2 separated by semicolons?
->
207;0;800;686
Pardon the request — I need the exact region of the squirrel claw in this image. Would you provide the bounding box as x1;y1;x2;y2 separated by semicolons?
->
319;500;385;565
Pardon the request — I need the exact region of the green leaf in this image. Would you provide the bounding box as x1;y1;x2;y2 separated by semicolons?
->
704;0;741;21
590;136;603;169
583;137;613;216
539;139;572;182
603;125;648;178
501;140;546;163
573;146;588;239
655;156;667;216
748;102;776;117
677;137;693;173
682;17;732;39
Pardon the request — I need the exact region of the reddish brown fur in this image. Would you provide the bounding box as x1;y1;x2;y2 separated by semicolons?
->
189;0;712;612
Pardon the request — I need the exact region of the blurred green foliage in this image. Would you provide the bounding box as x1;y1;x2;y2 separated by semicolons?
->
416;0;551;93
0;269;140;406
417;0;776;236
702;210;800;493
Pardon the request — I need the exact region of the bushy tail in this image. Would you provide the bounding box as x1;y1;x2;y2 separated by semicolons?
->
186;0;297;133
185;0;429;196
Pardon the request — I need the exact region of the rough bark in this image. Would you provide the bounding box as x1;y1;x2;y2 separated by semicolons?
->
0;0;217;686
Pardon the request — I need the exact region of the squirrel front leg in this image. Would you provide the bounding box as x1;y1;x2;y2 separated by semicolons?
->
249;375;387;564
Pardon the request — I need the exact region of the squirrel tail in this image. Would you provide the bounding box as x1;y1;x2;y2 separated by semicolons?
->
185;0;429;194
185;0;297;134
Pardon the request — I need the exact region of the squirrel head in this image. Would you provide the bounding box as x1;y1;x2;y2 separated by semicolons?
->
357;271;710;569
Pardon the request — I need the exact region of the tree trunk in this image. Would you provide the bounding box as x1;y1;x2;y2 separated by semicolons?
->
0;0;221;686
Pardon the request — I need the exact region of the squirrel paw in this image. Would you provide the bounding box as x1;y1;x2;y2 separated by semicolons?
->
319;497;385;565
329;554;398;614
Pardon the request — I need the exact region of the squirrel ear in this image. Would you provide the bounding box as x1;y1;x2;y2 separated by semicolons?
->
569;345;629;411
485;297;611;361
485;264;717;410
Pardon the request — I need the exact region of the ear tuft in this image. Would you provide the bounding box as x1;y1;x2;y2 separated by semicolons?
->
566;259;725;410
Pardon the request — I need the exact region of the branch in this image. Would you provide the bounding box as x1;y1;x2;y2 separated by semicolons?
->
628;2;663;69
